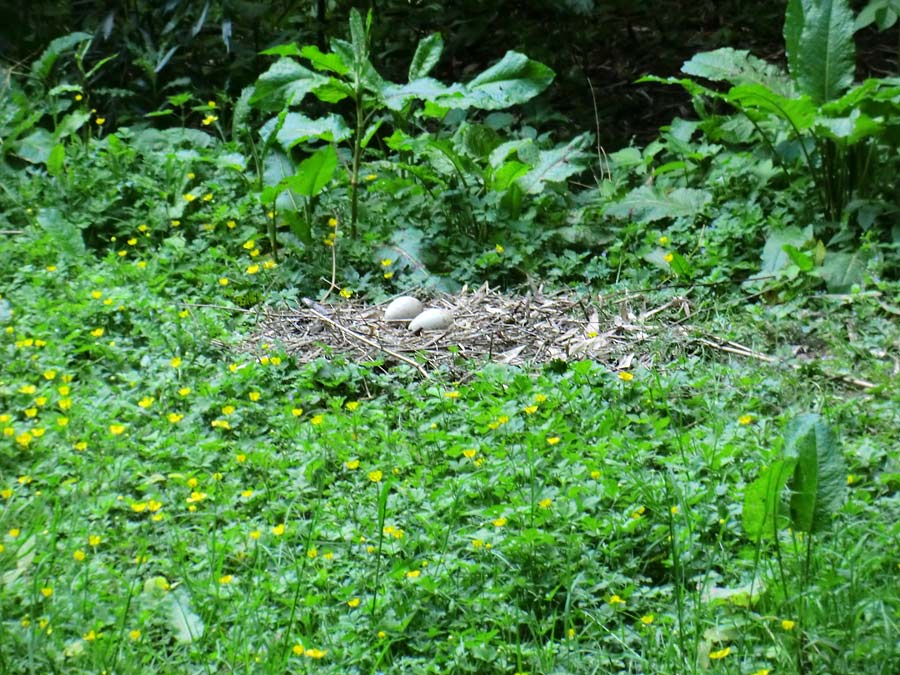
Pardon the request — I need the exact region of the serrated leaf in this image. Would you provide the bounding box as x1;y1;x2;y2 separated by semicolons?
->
753;226;812;277
439;51;554;111
794;0;856;102
261;112;352;149
516;134;591;194
251;58;329;109
742;459;796;540
786;413;846;533
818;247;869;291
300;45;349;75
605;186;712;222
36;208;85;257
409;33;443;80
681;47;793;95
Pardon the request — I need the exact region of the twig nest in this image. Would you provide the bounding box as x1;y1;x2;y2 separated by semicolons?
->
409;308;453;333
384;296;424;322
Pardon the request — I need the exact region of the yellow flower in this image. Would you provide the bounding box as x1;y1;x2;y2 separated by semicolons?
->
365;173;377;181
492;517;507;527
307;548;318;559
178;387;191;397
249;529;261;540
640;614;654;625
109;424;126;435
245;264;260;275
347;597;361;608
75;94;83;101
538;498;552;509
83;629;100;641
495;244;504;254
88;535;101;546
618;371;634;382
9;528;21;537
272;523;285;536
218;277;229;286
738;414;753;425
708;646;730;660
340;288;353;299
95;117;106;126
183;193;197;202
749;670;771;675
186;491;207;504
632;505;646;519
380;258;392;267
242;239;255;250
311;414;324;425
129;630;141;640
56;417;69;427
546;436;561;445
368;470;383;483
291;408;304;417
131;502;147;513
664;252;674;263
24;408;38;418
670;506;679;515
73;550;86;561
658;235;670;245
218;575;233;584
345;401;359;411
41;587;53;598
609;595;626;605
171;219;181;227
0;489;12;499
138;396;154;408
523;405;538;414
327;217;338;228
222;405;236;416
91;327;105;337
781;619;796;631
443;391;460;399
292;644;305;656
305;648;327;659
43;370;56;380
345;460;360;470
405;569;421;579
167;412;184;423
249;392;261;402
202;114;218;126
170;356;182;368
16;432;33;447
534;393;547;403
472;539;483;549
463;449;477;459
74;440;87;450
383;271;394;279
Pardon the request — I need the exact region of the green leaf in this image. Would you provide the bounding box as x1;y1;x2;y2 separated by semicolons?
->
300;45;349;75
785;413;846;533
47;143;66;177
792;0;856;102
742;459;797;540
259;43;303;57
231;86;255;140
14;129;55;164
440;51;554;111
54;111;91;141
605;186;712;222
260;112;352;148
813;109;883;144
167;587;205;644
516;134;591;194
36;208;85;258
349;8;368;66
281;145;337;197
818;247;869;291
250;58;329;109
380;79;453;111
409;33;443;80
752;226;812;278
681;47;793;96
782;244;815;271
784;0;807;82
726;83;817;132
30;32;92;82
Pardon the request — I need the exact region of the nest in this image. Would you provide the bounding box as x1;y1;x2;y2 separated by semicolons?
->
239;283;697;377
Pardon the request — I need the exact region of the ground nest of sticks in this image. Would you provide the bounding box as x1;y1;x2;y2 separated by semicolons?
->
238;283;705;378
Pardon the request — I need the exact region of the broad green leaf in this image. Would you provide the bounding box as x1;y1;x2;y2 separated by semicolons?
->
279;210;311;244
14;129;55;164
441;51;554;111
54;110;91;141
752;225;812;278
784;0;809;82
281;145;337;197
702;577;767;606
818;248;869;291
349;8;368;66
786;413;846;533
681;47;793;96
167;587;204;644
31;32;92;82
259;43;302;57
605;186;712;222
783;244;814;271
795;0;856;102
489;139;533;168
231;85;254;140
300;45;349;75
250;58;329;109
36;207;85;257
312;78;354;104
742;459;797;540
491;160;530;191
47;143;66;177
261;112;352;148
516;134;591;194
813;109;883;144
409;33;444;80
380;78;453;111
726;83;817;131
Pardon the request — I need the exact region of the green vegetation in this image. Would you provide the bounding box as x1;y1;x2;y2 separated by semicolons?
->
1;2;898;674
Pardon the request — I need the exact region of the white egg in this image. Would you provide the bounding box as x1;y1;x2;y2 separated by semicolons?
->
384;296;424;322
408;308;453;333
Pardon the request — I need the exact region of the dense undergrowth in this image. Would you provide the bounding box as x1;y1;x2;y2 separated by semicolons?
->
2;2;900;674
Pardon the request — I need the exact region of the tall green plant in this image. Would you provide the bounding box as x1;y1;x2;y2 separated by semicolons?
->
245;9;555;243
641;0;900;229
